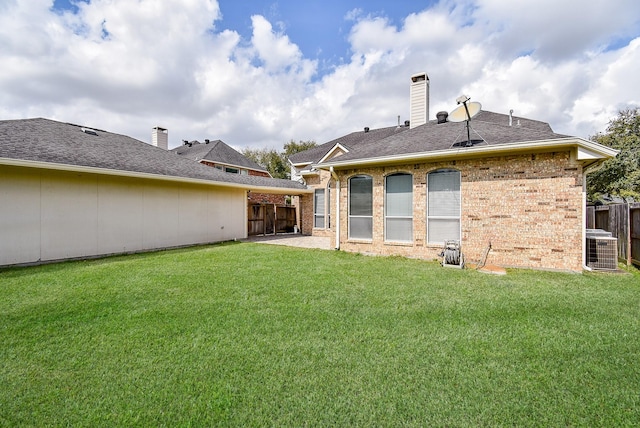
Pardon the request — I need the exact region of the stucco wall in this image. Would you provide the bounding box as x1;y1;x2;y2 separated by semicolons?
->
301;150;586;272
0;165;247;266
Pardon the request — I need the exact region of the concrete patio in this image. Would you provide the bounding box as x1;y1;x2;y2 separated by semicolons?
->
244;234;332;250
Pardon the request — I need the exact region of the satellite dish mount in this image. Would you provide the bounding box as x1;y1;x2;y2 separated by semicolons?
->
449;95;482;147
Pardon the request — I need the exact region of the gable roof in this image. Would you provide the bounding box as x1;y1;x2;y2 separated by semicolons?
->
299;111;617;170
288;125;411;166
0;118;308;194
171;139;269;174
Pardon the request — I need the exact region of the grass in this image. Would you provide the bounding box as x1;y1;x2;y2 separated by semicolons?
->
1;242;639;426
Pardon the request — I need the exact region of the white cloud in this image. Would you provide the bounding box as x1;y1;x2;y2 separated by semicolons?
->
0;0;639;149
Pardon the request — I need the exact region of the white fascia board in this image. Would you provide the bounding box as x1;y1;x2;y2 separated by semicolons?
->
315;138;618;169
318;143;349;164
0;158;312;195
198;160;269;175
290;160;312;167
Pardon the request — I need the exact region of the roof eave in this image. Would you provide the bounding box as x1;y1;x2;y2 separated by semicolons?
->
317;143;350;164
315;138;619;170
198;159;269;175
0;158;311;195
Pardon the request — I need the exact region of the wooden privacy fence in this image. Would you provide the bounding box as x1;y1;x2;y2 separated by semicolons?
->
248;204;297;236
586;203;640;266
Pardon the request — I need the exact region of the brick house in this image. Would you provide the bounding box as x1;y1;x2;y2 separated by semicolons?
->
289;73;618;271
171;137;286;205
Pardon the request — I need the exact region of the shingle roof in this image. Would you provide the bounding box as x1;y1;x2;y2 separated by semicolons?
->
294;111;571;167
288;125;411;165
171;139;268;173
0;118;306;193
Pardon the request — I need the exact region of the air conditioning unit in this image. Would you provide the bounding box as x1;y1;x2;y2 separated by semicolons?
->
586;230;618;270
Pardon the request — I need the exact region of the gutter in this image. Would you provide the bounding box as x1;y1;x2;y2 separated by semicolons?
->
330;166;340;250
315;138;619;170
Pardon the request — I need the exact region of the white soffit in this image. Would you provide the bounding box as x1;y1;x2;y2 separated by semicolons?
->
576;145;611;160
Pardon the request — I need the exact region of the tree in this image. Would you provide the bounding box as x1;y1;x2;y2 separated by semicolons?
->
242;140;317;179
587;108;640;203
242;148;288;179
283;140;317;157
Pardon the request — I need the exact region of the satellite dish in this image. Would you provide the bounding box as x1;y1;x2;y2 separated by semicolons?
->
448;101;482;122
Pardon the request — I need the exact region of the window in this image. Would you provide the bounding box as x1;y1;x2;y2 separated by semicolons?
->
385;173;413;242
225;167;239;174
427;169;461;244
349;175;373;240
314;189;325;228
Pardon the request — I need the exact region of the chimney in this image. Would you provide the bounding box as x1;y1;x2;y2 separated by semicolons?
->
410;72;429;129
152;126;168;150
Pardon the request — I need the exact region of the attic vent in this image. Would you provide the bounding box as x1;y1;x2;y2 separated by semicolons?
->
364;127;370;133
205;139;210;144
436;111;448;124
81;127;98;136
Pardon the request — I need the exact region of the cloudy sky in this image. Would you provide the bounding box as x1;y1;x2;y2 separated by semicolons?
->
1;0;639;150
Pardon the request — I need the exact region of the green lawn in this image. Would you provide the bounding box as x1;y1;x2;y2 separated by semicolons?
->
1;242;639;426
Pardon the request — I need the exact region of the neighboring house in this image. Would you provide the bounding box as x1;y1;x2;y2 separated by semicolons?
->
171;138;270;176
171;138;286;206
289;72;618;272
0;118;309;267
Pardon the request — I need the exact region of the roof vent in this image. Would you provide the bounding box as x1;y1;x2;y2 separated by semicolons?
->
81;127;98;136
404;120;410;127
436;111;449;124
364;127;370;133
205;139;210;144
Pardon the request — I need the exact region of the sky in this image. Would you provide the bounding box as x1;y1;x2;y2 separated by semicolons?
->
1;0;639;150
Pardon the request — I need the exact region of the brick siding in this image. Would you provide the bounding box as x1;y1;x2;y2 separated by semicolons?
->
298;150;585;272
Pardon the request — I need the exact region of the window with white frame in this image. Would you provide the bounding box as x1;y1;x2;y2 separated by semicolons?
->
348;175;373;240
314;188;325;228
385;173;413;242
427;169;461;244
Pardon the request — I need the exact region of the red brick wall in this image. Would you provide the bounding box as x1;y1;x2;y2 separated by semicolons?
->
303;150;586;271
248;192;286;205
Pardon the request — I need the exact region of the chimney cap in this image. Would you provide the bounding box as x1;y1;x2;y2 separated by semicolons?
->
411;72;429;82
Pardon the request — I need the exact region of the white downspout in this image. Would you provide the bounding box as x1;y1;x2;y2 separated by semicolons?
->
330;166;340;250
